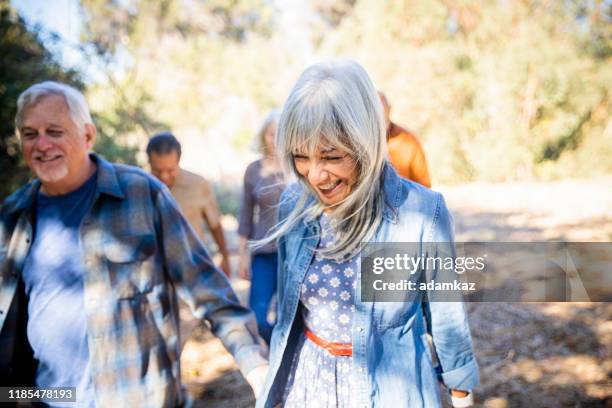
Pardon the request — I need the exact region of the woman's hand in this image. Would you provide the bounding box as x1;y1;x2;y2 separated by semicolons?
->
238;253;250;280
450;389;473;407
450;389;469;398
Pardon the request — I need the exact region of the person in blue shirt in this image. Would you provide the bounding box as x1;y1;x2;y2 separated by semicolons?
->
255;60;479;407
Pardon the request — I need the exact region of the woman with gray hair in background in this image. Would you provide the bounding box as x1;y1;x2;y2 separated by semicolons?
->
238;109;286;345
256;60;479;407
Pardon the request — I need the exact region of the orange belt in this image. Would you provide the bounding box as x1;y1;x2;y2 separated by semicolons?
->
304;328;353;357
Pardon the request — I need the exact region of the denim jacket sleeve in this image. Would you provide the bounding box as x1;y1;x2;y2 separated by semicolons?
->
423;192;480;391
153;185;267;376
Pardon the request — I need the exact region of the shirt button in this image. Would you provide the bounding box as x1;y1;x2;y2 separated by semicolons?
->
358;327;364;332
358;367;364;372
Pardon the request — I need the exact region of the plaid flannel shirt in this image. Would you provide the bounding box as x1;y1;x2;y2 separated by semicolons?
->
0;154;267;406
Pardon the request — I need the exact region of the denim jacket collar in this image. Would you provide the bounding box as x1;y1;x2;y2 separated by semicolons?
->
381;163;405;224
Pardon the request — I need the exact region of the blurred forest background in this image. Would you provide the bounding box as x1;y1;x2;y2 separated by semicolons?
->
1;0;611;206
1;1;611;406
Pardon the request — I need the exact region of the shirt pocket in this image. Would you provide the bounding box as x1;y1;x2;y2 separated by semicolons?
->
103;234;156;299
373;300;420;329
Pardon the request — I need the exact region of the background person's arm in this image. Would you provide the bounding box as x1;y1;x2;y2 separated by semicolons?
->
200;178;231;277
237;163;256;279
208;222;231;277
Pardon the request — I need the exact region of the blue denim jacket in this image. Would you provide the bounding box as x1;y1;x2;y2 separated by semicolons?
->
258;164;479;408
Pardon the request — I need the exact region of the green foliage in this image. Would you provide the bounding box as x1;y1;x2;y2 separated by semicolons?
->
88;84;167;165
0;0;82;200
212;181;242;218
0;0;147;201
326;0;611;182
81;0;274;57
77;0;611;187
79;0;286;162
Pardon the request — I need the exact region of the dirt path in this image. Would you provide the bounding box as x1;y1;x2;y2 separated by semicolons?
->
181;178;612;407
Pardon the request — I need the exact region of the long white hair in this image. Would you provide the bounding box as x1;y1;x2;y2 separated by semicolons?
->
254;109;281;157
260;60;388;258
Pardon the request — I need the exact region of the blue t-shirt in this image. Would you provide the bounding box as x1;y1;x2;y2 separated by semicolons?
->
22;172;98;407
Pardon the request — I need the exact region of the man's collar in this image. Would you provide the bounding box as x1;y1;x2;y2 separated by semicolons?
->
10;179;40;214
90;153;125;199
7;153;125;215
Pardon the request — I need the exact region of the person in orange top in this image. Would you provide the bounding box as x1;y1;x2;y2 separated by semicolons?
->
379;91;431;188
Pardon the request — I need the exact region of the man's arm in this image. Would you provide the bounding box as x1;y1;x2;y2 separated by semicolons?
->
208;222;231;277
199;179;231;277
238;236;250;279
153;186;267;380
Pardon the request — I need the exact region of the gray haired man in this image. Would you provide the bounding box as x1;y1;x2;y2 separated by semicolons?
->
0;81;268;406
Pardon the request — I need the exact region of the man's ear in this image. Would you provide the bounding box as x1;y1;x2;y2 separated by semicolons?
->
84;123;97;149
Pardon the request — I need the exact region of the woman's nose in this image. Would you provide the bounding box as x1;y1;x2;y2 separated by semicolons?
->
309;161;330;183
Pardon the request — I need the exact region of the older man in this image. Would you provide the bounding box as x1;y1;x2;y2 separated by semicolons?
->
0;81;267;406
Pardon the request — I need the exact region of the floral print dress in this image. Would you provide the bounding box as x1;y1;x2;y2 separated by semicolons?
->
283;213;358;408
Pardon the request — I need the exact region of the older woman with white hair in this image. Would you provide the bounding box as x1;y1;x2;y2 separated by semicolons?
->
255;60;479;407
238;109;286;345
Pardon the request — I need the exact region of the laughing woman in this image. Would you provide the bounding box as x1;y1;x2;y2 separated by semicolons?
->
256;60;479;408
